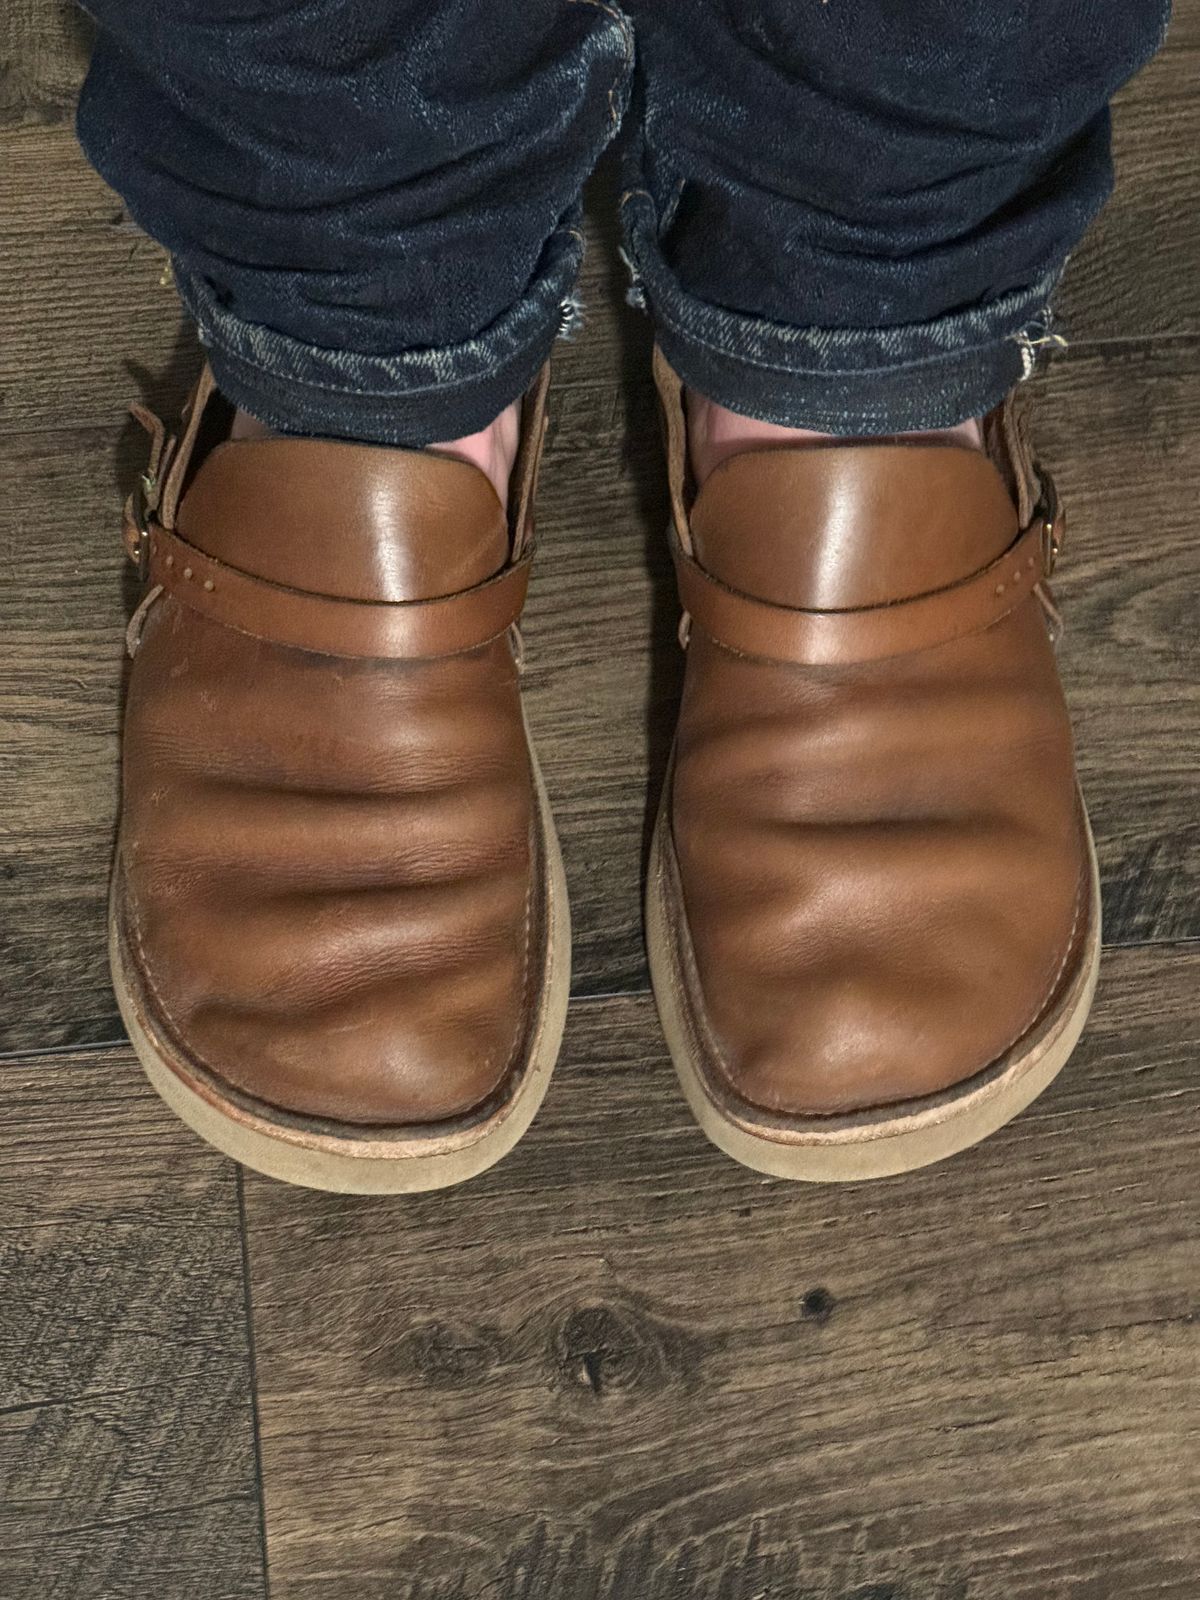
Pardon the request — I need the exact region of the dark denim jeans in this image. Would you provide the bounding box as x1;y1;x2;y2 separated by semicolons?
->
77;0;1170;442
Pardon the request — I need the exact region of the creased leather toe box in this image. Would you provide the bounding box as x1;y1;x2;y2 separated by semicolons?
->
117;602;538;1127
670;614;1089;1118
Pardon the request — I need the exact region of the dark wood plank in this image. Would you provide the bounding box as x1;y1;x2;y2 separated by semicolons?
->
1035;342;1200;943
1057;23;1200;342
0;125;199;437
0;425;144;1051
0;1047;264;1600
243;942;1200;1600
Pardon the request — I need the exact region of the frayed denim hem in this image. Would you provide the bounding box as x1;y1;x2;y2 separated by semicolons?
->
619;188;1066;433
173;219;587;446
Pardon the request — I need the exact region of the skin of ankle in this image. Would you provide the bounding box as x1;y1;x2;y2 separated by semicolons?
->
686;390;983;485
230;398;523;509
229;407;276;443
429;398;522;508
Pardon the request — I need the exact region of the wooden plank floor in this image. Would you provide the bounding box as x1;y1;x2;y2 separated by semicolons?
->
1;6;1197;1598
245;946;1200;1600
0;1050;262;1600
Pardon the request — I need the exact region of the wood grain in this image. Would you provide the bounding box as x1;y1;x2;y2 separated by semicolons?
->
0;2;93;129
1033;342;1200;943
0;425;146;1051
242;943;1200;1600
0;1047;263;1600
0;125;198;437
1057;28;1200;342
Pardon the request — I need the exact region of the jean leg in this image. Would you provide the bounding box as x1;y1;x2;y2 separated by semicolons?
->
77;0;634;442
620;0;1171;431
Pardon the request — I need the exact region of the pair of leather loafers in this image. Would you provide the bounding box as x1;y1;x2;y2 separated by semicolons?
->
110;353;1098;1190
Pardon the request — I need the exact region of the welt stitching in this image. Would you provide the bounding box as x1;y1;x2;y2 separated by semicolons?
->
995;832;1089;1063
125;876;239;1090
508;797;539;1079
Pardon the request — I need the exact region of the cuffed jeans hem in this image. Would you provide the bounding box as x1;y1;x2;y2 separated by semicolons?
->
620;190;1063;434
172;221;586;446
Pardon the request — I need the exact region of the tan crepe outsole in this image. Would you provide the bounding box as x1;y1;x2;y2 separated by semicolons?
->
646;800;1102;1182
110;749;570;1194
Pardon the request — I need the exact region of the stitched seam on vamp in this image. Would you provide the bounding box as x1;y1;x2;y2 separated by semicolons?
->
990;831;1089;1068
659;812;755;1100
498;776;539;1083
124;873;246;1094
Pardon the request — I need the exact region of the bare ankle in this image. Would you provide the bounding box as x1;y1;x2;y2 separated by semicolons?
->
686;390;982;486
229;399;522;509
429;400;522;507
230;406;278;442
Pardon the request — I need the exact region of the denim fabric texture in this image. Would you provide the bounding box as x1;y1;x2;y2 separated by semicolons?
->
77;0;634;440
621;0;1171;430
78;0;1170;441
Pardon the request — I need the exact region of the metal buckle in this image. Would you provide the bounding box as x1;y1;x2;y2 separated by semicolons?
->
130;472;156;581
1039;471;1063;577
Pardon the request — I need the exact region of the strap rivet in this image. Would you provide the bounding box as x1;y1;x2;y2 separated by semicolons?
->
183;566;193;580
995;582;1006;596
203;579;215;592
165;554;174;568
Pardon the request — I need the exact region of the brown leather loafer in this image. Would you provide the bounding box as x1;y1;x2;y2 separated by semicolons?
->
111;368;569;1192
647;351;1100;1180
